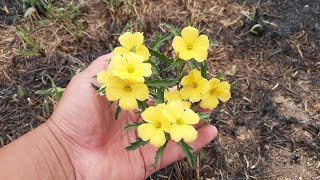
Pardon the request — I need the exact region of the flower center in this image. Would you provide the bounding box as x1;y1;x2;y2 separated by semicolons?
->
130;46;137;52
127;66;135;73
186;44;193;50
154;121;161;128
124;85;132;92
210;88;216;95
176;118;184;125
192;82;198;88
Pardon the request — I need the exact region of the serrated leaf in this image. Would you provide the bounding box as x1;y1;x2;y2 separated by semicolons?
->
187;60;198;70
148;48;173;64
200;62;207;78
178;140;196;167
155;140;168;167
138;101;148;111
214;74;224;79
146;79;178;88
160;23;181;36
209;41;219;47
125;138;148;151
91;83;100;90
124;122;144;131
151;32;173;50
163;59;182;72
115;105;121;120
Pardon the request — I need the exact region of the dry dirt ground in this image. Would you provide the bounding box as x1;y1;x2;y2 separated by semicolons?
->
1;0;320;179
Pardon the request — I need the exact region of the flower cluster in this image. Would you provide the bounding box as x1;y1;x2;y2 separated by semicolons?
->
94;25;234;166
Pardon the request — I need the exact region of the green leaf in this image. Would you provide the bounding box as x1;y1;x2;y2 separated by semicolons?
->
200;62;207;78
214;74;224;79
115;105;121;120
91;83;100;90
230;80;239;89
198;112;212;122
148;48;173;64
178;140;196;167
98;87;106;95
108;101;114;108
155;140;168;167
163;59;182;72
160;23;181;36
138;101;148;111
125;138;148;151
124;122;143;131
146;79;178;88
147;59;161;76
187;60;197;70
151;32;173;50
54;87;63;102
35;88;54;95
209;41;219;47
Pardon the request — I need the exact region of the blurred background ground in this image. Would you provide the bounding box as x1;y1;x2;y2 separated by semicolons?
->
0;0;319;179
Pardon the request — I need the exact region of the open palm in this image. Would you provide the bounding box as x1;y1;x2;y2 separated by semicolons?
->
48;54;218;180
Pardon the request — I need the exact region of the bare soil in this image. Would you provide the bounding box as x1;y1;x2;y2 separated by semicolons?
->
1;0;319;179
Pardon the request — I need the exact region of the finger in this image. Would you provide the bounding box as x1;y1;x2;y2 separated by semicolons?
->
194;120;206;129
82;53;113;78
145;125;218;176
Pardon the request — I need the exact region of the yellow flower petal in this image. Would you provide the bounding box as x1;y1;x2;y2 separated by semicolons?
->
136;63;152;77
192;48;208;62
182;109;200;125
160;118;171;133
164;90;182;102
135;45;150;61
181;26;199;43
105;86;125;101
179;50;193;61
209;78;220;88
167;101;184;120
200;95;219;109
132;32;144;47
130;83;149;101
181;124;198;142
141;106;157;123
170;124;184;142
113;47;130;57
118;32;134;48
172;36;187;52
127;52;144;64
194;35;209;49
198;79;210;94
182;101;192;109
119;96;138;110
97;70;110;84
189;93;202;103
138;123;156;141
179;87;194;100
150;128;166;148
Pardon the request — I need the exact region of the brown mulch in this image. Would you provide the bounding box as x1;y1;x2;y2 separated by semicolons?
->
1;0;319;179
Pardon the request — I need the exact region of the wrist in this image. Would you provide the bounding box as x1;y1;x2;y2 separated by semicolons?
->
0;119;75;180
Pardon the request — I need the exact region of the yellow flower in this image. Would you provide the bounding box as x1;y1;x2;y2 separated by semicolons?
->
109;53;152;82
96;69;112;89
105;76;149;110
172;26;209;62
164;90;191;109
163;101;199;142
180;69;210;102
137;104;171;148
200;78;231;109
113;32;150;61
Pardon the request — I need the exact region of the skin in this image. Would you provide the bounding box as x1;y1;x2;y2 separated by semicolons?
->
0;53;218;180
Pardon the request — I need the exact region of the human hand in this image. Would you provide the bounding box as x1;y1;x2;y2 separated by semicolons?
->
48;53;218;180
